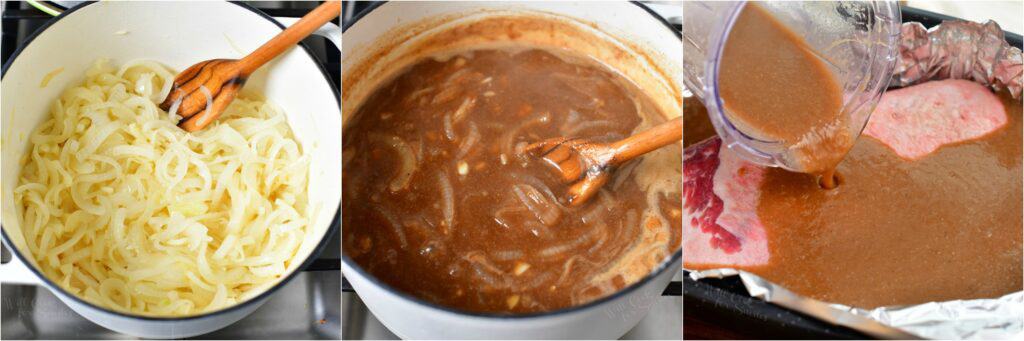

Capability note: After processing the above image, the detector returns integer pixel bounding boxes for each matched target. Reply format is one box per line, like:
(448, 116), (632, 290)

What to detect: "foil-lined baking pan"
(688, 269), (1022, 339)
(684, 8), (1023, 340)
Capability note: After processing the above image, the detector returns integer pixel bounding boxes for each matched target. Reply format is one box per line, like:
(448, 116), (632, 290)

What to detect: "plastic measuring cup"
(682, 1), (901, 172)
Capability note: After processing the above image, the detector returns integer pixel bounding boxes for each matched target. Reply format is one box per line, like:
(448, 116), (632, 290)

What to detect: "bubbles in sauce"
(342, 49), (681, 313)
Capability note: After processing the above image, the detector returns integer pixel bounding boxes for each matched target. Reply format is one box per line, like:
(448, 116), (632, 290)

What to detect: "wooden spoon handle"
(237, 1), (341, 76)
(610, 116), (682, 163)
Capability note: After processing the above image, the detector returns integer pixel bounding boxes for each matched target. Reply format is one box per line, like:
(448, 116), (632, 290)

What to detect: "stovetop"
(0, 1), (341, 339)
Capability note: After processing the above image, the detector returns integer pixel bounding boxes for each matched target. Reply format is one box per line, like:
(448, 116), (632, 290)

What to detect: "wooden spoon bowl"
(526, 116), (682, 206)
(159, 59), (246, 131)
(161, 1), (340, 132)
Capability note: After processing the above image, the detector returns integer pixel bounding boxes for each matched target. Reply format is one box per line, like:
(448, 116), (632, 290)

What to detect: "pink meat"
(683, 138), (769, 267)
(864, 79), (1007, 160)
(683, 80), (1008, 268)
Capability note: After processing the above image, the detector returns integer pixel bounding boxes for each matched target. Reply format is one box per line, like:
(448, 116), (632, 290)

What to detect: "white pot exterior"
(343, 256), (681, 340)
(1, 1), (340, 338)
(342, 2), (682, 339)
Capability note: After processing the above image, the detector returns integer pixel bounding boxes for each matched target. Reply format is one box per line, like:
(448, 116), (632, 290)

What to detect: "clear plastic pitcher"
(683, 1), (901, 171)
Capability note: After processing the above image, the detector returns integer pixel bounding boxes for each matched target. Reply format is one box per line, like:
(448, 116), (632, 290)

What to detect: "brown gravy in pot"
(719, 3), (850, 183)
(756, 91), (1022, 308)
(343, 49), (681, 313)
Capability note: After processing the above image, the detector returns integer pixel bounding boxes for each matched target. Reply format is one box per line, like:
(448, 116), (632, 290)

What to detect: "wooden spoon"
(526, 116), (682, 206)
(160, 1), (341, 132)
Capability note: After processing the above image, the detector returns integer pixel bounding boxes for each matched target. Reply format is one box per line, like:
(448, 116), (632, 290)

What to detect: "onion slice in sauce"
(368, 134), (418, 192)
(437, 171), (455, 233)
(490, 249), (524, 261)
(443, 114), (457, 141)
(509, 173), (560, 206)
(455, 122), (480, 161)
(500, 112), (551, 158)
(451, 97), (477, 124)
(375, 206), (407, 249)
(512, 184), (562, 227)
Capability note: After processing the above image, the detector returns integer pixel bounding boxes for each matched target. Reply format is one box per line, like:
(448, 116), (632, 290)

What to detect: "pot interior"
(1, 1), (339, 317)
(341, 2), (682, 315)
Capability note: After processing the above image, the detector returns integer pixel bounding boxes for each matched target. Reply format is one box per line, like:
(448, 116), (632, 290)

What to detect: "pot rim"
(0, 0), (341, 322)
(341, 0), (683, 320)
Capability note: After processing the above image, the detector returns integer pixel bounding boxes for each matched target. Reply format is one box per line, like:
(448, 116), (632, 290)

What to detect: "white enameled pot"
(0, 1), (341, 338)
(341, 2), (683, 339)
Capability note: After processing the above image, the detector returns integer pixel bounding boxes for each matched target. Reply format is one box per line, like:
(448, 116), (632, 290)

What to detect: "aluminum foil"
(893, 20), (1022, 98)
(688, 269), (1023, 339)
(685, 20), (1024, 340)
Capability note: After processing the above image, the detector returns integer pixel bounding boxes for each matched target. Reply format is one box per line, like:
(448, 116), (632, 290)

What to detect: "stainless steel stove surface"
(1, 1), (341, 339)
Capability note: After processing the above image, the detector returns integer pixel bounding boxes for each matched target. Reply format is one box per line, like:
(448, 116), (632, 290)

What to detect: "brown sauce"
(683, 96), (716, 148)
(719, 3), (850, 181)
(342, 49), (681, 313)
(754, 92), (1022, 308)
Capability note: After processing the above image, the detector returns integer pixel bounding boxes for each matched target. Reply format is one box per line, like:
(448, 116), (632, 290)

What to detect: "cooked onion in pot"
(14, 59), (311, 316)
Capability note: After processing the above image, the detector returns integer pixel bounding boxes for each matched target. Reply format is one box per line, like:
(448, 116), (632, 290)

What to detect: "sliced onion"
(490, 249), (524, 261)
(500, 112), (551, 158)
(464, 251), (511, 290)
(555, 255), (596, 285)
(418, 239), (443, 256)
(470, 264), (507, 290)
(168, 97), (183, 120)
(509, 173), (560, 206)
(375, 206), (407, 249)
(523, 220), (551, 238)
(580, 201), (608, 224)
(451, 97), (477, 124)
(368, 134), (417, 192)
(556, 256), (580, 285)
(493, 205), (526, 229)
(518, 271), (554, 289)
(493, 216), (510, 229)
(513, 184), (562, 227)
(609, 209), (640, 255)
(443, 114), (456, 141)
(581, 189), (610, 224)
(406, 87), (434, 104)
(455, 122), (480, 161)
(404, 214), (437, 239)
(431, 87), (460, 105)
(437, 171), (454, 233)
(610, 160), (640, 191)
(559, 110), (582, 135)
(196, 85), (214, 125)
(623, 209), (639, 234)
(412, 138), (424, 162)
(586, 222), (609, 254)
(443, 67), (471, 85)
(538, 225), (601, 258)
